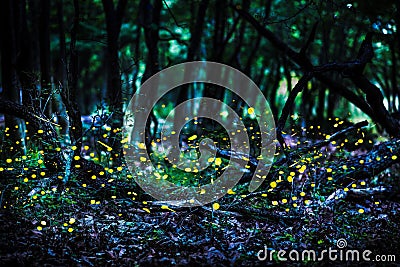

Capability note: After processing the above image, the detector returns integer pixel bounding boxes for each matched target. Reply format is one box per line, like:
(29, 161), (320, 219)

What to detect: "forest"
(0, 0), (399, 266)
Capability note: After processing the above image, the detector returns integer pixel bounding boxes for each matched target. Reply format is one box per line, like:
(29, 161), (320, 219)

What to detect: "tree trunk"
(0, 0), (25, 158)
(39, 0), (52, 118)
(54, 0), (69, 141)
(102, 0), (128, 165)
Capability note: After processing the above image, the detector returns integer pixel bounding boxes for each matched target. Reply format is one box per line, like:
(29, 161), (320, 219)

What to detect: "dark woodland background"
(0, 0), (400, 266)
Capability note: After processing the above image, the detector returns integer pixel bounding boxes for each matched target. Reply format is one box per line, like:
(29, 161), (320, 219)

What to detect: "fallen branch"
(0, 98), (117, 189)
(323, 186), (397, 207)
(317, 139), (400, 184)
(0, 98), (64, 172)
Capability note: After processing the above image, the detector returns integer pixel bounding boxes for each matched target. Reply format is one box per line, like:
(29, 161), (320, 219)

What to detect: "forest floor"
(1, 167), (399, 266)
(1, 122), (400, 266)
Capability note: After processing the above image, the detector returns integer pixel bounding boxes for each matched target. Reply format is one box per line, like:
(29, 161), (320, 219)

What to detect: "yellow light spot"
(68, 227), (74, 232)
(358, 209), (364, 214)
(6, 159), (12, 163)
(38, 159), (43, 164)
(392, 155), (398, 160)
(227, 189), (235, 195)
(74, 156), (80, 160)
(117, 166), (123, 171)
(242, 156), (249, 161)
(359, 160), (364, 164)
(270, 181), (277, 188)
(140, 157), (147, 162)
(215, 158), (222, 166)
(161, 205), (175, 212)
(282, 199), (287, 203)
(23, 178), (28, 182)
(40, 172), (46, 176)
(37, 226), (43, 231)
(143, 208), (151, 213)
(38, 129), (44, 134)
(272, 201), (278, 206)
(71, 146), (77, 150)
(90, 200), (96, 204)
(97, 141), (112, 151)
(287, 176), (293, 183)
(184, 168), (191, 172)
(299, 165), (306, 173)
(248, 107), (255, 115)
(69, 218), (76, 224)
(84, 145), (89, 150)
(82, 184), (87, 187)
(138, 143), (146, 149)
(325, 135), (331, 139)
(212, 203), (220, 210)
(188, 135), (197, 141)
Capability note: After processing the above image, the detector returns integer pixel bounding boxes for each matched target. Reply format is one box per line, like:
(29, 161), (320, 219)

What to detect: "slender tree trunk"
(0, 0), (25, 158)
(102, 0), (128, 165)
(39, 0), (52, 118)
(176, 0), (210, 107)
(138, 0), (162, 150)
(61, 0), (83, 158)
(55, 0), (69, 141)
